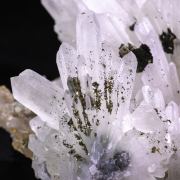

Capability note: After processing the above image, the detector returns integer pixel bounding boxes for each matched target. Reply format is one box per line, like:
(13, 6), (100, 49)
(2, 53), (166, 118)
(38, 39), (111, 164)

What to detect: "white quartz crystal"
(42, 0), (180, 77)
(11, 0), (180, 180)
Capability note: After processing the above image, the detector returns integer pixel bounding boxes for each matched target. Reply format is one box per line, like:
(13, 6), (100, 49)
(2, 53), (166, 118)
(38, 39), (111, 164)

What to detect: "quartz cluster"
(11, 0), (180, 180)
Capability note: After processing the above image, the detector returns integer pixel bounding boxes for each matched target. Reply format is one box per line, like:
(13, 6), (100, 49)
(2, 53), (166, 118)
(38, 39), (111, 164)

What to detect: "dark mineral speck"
(129, 21), (136, 31)
(159, 28), (176, 54)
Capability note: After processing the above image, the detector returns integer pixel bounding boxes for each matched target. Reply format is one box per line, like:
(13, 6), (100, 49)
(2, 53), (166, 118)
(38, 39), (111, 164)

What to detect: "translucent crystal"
(11, 1), (180, 180)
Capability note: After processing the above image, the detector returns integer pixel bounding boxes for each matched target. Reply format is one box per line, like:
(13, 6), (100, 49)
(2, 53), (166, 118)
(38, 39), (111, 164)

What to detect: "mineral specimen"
(11, 0), (180, 180)
(42, 0), (180, 78)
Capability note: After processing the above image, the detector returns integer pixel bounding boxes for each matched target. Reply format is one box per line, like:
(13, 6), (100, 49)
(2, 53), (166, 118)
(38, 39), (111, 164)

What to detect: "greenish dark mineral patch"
(69, 149), (76, 155)
(151, 146), (160, 154)
(67, 77), (92, 136)
(159, 28), (176, 54)
(92, 82), (102, 110)
(119, 43), (135, 58)
(74, 154), (83, 161)
(67, 118), (77, 131)
(104, 77), (114, 113)
(66, 118), (89, 156)
(79, 140), (88, 155)
(132, 44), (153, 73)
(63, 140), (73, 149)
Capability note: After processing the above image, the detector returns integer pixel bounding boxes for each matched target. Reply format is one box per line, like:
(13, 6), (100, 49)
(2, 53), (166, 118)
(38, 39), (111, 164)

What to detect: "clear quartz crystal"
(11, 0), (180, 180)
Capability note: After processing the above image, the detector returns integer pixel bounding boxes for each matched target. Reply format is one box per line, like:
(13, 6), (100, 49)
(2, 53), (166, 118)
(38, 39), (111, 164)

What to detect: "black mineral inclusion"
(132, 44), (153, 73)
(129, 21), (136, 31)
(159, 28), (176, 54)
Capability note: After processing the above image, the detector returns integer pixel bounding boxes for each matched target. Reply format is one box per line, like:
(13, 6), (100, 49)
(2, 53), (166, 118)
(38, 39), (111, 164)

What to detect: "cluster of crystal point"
(11, 0), (180, 180)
